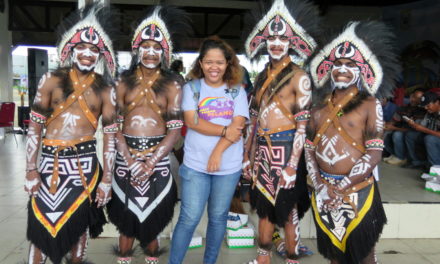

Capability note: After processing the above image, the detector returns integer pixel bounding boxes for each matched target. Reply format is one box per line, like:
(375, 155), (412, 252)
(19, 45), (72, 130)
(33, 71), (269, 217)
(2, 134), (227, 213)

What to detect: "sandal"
(246, 247), (272, 264)
(145, 256), (159, 264)
(117, 257), (132, 264)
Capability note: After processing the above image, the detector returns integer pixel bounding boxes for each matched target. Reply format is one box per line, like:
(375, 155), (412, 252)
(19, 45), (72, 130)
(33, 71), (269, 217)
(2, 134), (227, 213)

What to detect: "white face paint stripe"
(331, 64), (360, 89)
(267, 38), (289, 60)
(138, 46), (162, 69)
(72, 47), (99, 71)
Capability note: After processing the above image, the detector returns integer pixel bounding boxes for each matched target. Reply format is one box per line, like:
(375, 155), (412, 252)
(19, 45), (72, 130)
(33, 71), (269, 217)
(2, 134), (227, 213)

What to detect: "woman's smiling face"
(199, 48), (227, 87)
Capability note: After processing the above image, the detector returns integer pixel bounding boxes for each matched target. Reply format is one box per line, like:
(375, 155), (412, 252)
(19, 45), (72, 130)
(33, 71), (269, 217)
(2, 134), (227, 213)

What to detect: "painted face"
(331, 58), (360, 89)
(72, 43), (100, 72)
(266, 35), (289, 60)
(199, 48), (227, 87)
(138, 40), (163, 69)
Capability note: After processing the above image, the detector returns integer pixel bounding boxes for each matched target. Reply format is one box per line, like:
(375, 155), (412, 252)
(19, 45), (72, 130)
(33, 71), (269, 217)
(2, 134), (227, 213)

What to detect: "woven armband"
(103, 123), (118, 134)
(116, 115), (124, 124)
(166, 120), (184, 130)
(304, 138), (315, 150)
(294, 110), (311, 121)
(30, 111), (47, 124)
(250, 108), (259, 117)
(364, 139), (384, 150)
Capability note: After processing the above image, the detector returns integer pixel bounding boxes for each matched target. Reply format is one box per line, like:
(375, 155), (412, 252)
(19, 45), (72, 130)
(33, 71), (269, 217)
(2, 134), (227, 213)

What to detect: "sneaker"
(383, 155), (395, 162)
(386, 156), (407, 166)
(421, 173), (436, 181)
(298, 244), (314, 256)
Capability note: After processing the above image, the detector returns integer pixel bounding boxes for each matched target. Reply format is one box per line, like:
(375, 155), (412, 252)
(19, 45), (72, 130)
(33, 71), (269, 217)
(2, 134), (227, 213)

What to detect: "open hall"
(0, 0), (439, 263)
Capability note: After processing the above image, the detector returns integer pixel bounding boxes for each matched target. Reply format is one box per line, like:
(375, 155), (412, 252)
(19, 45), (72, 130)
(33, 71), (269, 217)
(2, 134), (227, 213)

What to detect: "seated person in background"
(382, 98), (398, 123)
(384, 89), (425, 166)
(404, 91), (440, 169)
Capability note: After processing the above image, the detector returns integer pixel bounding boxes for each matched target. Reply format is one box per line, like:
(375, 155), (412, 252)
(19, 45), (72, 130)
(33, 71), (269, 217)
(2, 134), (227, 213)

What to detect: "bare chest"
(125, 84), (167, 110)
(50, 87), (102, 115)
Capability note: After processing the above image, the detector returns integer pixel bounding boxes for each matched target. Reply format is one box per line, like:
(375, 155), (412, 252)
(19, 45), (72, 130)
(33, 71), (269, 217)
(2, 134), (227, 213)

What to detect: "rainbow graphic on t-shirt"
(199, 97), (219, 107)
(198, 96), (234, 121)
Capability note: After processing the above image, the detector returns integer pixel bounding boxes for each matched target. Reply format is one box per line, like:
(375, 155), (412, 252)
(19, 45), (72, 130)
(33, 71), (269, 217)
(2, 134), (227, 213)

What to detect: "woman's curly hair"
(188, 36), (243, 87)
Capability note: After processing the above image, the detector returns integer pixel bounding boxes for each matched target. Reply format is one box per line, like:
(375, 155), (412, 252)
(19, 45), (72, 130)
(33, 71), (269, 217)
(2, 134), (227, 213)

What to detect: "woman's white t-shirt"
(182, 78), (249, 175)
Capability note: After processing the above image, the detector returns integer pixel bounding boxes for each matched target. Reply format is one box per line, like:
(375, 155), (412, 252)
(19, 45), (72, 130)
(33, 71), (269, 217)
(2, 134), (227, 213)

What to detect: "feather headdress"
(57, 4), (116, 78)
(310, 21), (401, 98)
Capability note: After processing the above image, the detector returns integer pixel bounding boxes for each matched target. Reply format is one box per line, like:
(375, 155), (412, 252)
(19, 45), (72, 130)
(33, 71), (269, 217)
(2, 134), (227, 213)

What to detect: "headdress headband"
(132, 7), (172, 66)
(58, 5), (116, 76)
(245, 0), (317, 60)
(310, 22), (383, 95)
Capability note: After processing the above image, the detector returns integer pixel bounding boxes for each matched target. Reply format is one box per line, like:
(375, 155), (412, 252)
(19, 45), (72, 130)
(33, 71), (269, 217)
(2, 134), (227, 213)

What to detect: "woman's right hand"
(207, 149), (222, 172)
(225, 123), (243, 143)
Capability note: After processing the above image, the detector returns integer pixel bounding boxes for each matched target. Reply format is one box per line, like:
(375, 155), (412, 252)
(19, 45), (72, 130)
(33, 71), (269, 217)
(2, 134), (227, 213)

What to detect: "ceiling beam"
(40, 0), (257, 9)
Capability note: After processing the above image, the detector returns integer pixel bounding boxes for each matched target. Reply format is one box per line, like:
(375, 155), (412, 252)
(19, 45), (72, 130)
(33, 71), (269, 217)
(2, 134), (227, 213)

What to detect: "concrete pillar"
(0, 0), (12, 102)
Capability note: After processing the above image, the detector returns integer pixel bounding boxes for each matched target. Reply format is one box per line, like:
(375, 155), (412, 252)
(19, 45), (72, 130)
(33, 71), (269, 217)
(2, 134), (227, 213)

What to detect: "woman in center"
(169, 36), (249, 264)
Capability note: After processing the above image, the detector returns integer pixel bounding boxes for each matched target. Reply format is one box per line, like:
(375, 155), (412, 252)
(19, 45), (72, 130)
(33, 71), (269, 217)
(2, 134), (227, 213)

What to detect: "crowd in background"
(383, 88), (440, 170)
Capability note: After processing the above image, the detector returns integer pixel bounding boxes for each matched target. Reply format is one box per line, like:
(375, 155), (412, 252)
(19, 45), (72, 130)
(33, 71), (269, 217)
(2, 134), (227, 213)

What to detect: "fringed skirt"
(27, 140), (106, 264)
(107, 135), (177, 248)
(311, 171), (387, 264)
(250, 130), (310, 227)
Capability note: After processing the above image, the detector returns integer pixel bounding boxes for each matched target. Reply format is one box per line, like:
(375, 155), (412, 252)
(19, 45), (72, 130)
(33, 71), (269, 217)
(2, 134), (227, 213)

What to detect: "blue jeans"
(169, 164), (241, 264)
(384, 130), (406, 160)
(405, 131), (427, 166)
(425, 135), (440, 166)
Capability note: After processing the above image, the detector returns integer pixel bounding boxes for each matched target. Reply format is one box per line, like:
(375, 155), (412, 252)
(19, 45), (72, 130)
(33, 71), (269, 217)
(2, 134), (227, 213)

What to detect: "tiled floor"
(1, 133), (440, 263)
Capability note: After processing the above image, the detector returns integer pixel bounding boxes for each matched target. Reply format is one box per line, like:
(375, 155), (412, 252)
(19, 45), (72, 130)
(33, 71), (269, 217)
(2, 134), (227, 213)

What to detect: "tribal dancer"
(306, 21), (400, 264)
(106, 6), (189, 264)
(243, 0), (320, 263)
(24, 4), (117, 264)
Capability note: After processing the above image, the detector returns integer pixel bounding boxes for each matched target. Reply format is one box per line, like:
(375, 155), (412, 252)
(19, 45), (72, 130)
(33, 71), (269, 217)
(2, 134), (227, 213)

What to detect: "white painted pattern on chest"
(316, 135), (350, 166)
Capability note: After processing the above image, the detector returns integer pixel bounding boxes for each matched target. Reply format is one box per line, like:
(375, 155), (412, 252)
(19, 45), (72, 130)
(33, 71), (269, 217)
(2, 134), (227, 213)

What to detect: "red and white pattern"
(310, 22), (383, 96)
(58, 6), (116, 76)
(245, 0), (316, 60)
(132, 7), (172, 66)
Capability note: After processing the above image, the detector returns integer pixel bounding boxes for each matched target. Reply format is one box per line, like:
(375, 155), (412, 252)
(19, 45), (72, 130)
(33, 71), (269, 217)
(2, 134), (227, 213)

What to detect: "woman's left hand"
(207, 150), (222, 172)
